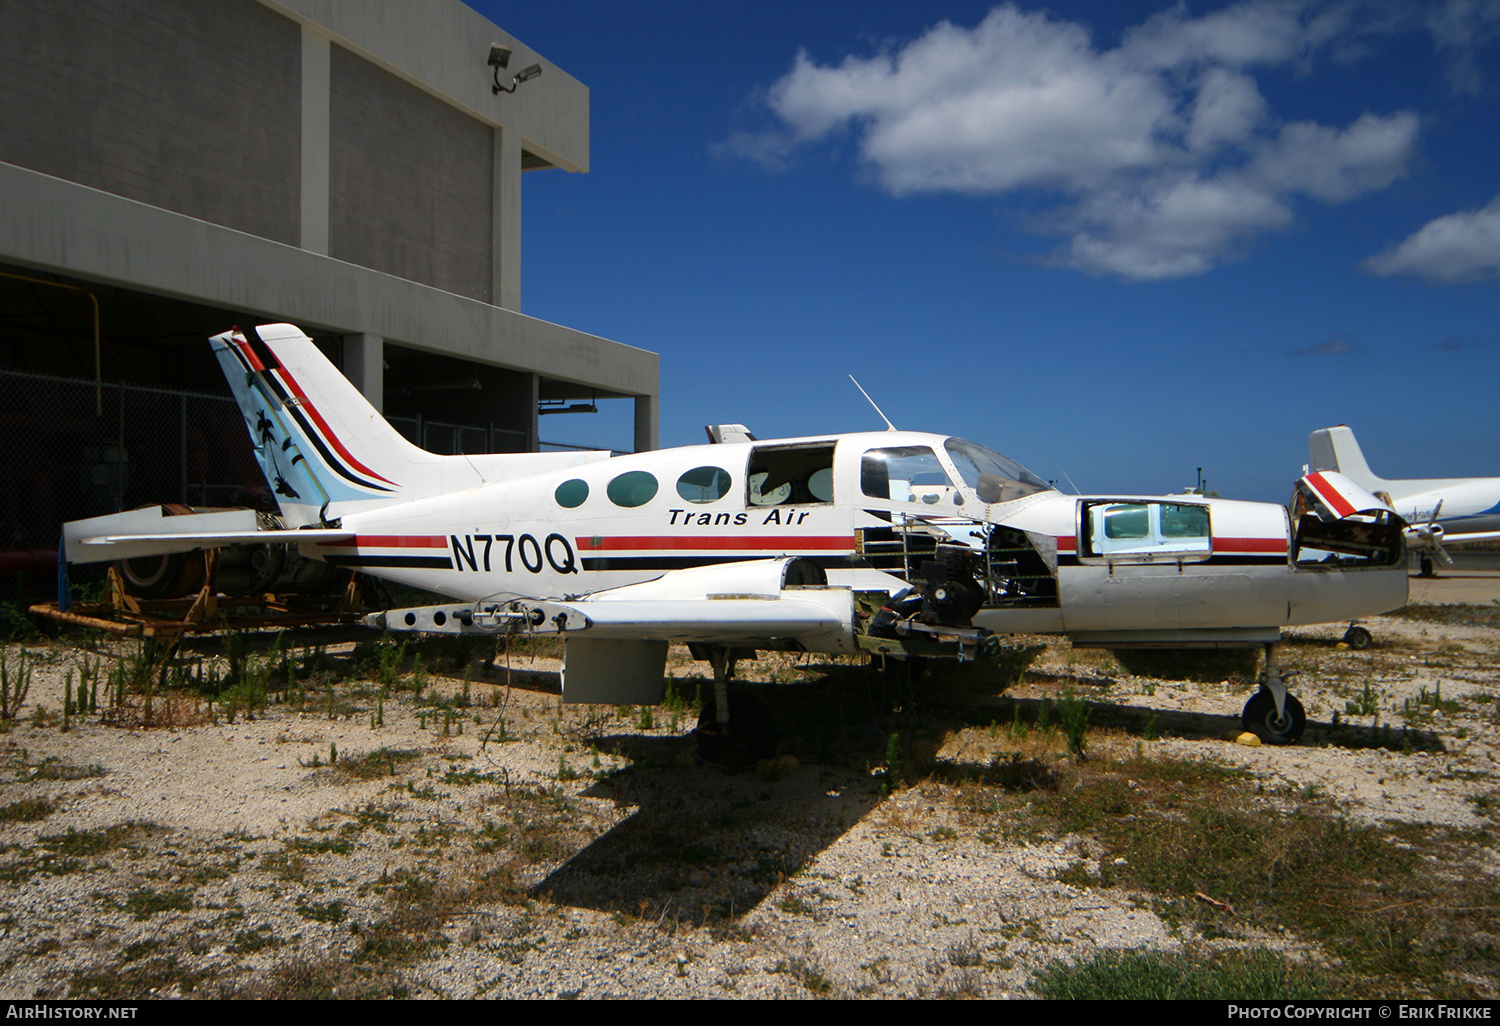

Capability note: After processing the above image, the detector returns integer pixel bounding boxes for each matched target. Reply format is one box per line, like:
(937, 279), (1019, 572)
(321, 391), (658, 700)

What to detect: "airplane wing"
(364, 557), (880, 705)
(62, 506), (353, 564)
(366, 557), (858, 646)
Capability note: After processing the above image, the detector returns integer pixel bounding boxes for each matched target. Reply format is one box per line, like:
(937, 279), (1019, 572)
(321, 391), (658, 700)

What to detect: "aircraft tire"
(1342, 625), (1373, 650)
(1241, 689), (1306, 746)
(117, 552), (204, 600)
(694, 690), (778, 770)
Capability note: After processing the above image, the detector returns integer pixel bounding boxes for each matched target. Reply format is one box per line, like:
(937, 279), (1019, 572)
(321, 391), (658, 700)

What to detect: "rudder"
(211, 324), (461, 525)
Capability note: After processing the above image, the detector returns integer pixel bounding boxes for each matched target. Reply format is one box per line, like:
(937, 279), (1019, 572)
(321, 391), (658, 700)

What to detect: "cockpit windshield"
(944, 438), (1053, 504)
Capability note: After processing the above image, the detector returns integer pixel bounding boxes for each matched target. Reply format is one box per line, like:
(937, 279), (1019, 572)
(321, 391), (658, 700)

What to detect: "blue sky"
(477, 0), (1500, 502)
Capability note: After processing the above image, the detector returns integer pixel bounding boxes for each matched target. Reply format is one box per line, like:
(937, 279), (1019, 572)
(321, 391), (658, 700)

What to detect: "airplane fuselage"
(303, 429), (1406, 652)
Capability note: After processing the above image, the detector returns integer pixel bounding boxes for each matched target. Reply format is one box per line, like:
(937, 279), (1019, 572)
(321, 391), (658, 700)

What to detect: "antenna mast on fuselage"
(849, 376), (898, 432)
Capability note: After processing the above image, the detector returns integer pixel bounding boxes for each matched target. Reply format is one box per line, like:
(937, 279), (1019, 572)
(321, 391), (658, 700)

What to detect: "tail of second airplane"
(212, 324), (474, 526)
(1308, 425), (1386, 493)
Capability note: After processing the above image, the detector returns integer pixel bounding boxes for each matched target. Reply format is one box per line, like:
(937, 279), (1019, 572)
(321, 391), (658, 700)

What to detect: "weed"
(228, 925), (283, 954)
(880, 731), (901, 795)
(0, 797), (56, 821)
(334, 747), (418, 781)
(1058, 689), (1090, 759)
(1347, 678), (1379, 717)
(39, 822), (167, 857)
(296, 899), (346, 924)
(1, 648), (33, 719)
(286, 835), (354, 856)
(1391, 604), (1500, 629)
(123, 886), (194, 920)
(946, 933), (982, 967)
(782, 955), (834, 995)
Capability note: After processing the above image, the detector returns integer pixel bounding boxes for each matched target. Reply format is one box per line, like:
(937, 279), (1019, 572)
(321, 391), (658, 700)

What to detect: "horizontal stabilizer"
(63, 506), (352, 564)
(1297, 471), (1398, 523)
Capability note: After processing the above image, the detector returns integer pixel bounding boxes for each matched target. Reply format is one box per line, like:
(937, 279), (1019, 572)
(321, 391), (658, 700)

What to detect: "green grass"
(1004, 750), (1500, 996)
(1030, 949), (1334, 1000)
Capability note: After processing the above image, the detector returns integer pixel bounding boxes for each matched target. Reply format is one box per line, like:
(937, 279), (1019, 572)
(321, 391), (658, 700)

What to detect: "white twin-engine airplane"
(1309, 425), (1500, 575)
(64, 325), (1409, 753)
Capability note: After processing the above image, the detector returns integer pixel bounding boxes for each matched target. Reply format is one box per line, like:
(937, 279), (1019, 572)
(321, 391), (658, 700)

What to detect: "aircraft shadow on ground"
(980, 693), (1445, 755)
(531, 669), (904, 923)
(530, 665), (1447, 921)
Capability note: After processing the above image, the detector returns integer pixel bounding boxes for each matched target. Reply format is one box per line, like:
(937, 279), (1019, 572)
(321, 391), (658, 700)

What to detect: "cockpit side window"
(747, 444), (836, 506)
(944, 438), (1051, 504)
(861, 446), (960, 506)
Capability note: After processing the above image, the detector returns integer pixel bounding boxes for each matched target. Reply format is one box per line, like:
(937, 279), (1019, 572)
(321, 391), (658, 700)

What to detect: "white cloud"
(1423, 0), (1500, 95)
(768, 8), (1175, 195)
(1065, 174), (1294, 279)
(1249, 113), (1419, 202)
(1364, 195), (1500, 282)
(739, 1), (1423, 280)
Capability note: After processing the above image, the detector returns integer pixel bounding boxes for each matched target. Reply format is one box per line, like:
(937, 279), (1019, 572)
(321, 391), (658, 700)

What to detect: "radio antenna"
(849, 376), (898, 431)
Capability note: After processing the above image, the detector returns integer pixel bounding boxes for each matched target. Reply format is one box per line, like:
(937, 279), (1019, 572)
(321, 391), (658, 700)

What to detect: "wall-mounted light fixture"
(490, 43), (542, 94)
(539, 397), (598, 415)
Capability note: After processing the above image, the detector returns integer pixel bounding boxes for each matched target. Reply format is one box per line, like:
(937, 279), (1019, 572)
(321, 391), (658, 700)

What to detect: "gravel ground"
(0, 576), (1497, 999)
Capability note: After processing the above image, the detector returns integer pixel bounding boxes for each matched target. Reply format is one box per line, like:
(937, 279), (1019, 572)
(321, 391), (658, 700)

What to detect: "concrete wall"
(329, 43), (494, 301)
(263, 0), (589, 173)
(0, 0), (656, 448)
(0, 0), (301, 244)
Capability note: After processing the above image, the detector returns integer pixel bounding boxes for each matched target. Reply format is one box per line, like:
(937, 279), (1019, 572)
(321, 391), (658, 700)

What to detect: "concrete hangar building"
(0, 0), (658, 585)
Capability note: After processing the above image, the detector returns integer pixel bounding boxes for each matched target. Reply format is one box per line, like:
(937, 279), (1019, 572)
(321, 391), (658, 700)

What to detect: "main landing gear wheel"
(1241, 689), (1306, 745)
(694, 691), (777, 770)
(1342, 625), (1373, 650)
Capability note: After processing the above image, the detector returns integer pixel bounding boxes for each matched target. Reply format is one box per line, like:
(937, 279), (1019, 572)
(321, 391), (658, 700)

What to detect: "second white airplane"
(1309, 425), (1500, 574)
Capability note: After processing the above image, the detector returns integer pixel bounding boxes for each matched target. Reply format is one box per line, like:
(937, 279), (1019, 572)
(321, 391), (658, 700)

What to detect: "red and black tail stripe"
(227, 328), (397, 494)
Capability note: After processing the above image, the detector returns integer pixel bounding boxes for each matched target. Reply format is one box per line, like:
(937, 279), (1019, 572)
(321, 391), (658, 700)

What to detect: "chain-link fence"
(0, 369), (262, 554)
(386, 415), (523, 456)
(386, 414), (624, 457)
(1, 369), (623, 561)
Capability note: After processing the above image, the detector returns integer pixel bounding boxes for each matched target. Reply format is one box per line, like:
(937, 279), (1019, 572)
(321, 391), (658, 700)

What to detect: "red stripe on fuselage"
(1214, 537), (1287, 553)
(317, 535), (447, 549)
(577, 535), (855, 551)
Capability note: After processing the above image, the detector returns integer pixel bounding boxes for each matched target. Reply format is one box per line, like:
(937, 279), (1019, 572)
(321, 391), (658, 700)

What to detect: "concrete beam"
(0, 161), (657, 399)
(343, 333), (383, 411)
(493, 124), (520, 311)
(300, 25), (330, 254)
(634, 394), (659, 453)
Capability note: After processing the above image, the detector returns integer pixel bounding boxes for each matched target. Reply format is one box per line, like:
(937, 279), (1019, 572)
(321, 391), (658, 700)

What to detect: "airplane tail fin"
(1308, 426), (1385, 492)
(211, 325), (467, 526)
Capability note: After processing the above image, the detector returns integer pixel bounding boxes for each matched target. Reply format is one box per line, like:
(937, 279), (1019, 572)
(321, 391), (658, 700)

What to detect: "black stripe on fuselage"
(323, 555), (454, 569)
